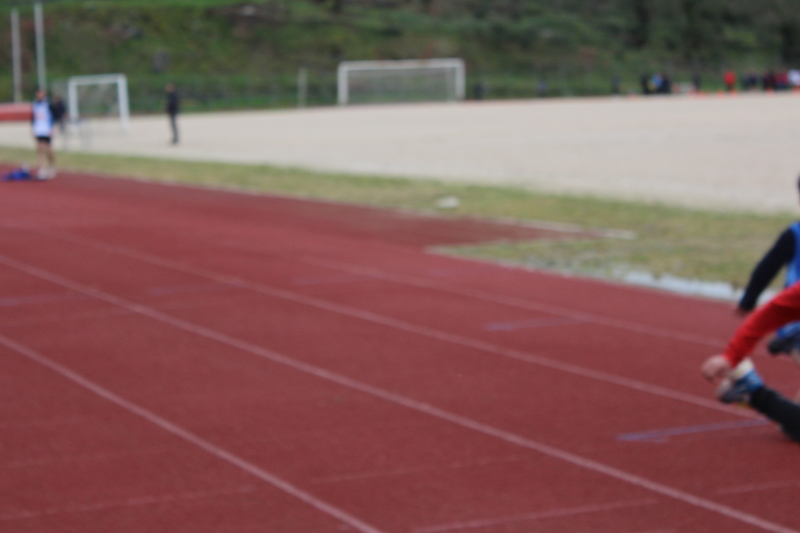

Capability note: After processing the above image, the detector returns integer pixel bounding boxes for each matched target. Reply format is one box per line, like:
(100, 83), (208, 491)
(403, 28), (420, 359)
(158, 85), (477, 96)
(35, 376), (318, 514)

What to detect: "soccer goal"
(65, 73), (130, 136)
(337, 58), (466, 105)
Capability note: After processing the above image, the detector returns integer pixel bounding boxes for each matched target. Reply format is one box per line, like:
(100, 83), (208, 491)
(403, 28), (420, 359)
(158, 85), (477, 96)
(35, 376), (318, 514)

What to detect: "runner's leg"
(750, 386), (800, 441)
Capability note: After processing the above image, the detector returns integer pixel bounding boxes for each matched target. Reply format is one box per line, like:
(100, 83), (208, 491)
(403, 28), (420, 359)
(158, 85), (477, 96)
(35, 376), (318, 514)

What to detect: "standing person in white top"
(31, 89), (56, 180)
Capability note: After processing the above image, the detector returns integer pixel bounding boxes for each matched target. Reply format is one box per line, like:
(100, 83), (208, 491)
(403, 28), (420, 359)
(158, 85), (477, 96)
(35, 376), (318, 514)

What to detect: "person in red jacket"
(723, 70), (737, 92)
(702, 282), (800, 441)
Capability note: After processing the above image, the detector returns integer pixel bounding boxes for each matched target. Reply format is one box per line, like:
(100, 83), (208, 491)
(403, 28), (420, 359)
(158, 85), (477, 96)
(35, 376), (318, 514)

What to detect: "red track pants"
(725, 282), (800, 366)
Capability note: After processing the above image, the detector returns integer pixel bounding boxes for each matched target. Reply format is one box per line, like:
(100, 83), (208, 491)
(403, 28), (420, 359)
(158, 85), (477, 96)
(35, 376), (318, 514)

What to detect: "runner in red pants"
(702, 282), (800, 442)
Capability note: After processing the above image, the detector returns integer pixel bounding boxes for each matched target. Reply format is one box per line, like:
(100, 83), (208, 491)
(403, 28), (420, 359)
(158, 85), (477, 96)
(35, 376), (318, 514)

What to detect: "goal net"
(337, 58), (466, 105)
(63, 74), (130, 147)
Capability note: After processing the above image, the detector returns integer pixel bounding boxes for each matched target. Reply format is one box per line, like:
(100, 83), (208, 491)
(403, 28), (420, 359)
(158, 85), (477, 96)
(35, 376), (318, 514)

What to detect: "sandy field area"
(2, 92), (800, 213)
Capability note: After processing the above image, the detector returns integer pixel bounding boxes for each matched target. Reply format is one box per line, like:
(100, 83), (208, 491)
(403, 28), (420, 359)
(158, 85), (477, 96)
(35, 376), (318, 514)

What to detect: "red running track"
(1, 171), (799, 533)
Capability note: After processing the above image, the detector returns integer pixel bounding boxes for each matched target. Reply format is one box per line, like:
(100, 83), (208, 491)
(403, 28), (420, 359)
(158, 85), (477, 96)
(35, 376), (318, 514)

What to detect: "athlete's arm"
(738, 228), (796, 312)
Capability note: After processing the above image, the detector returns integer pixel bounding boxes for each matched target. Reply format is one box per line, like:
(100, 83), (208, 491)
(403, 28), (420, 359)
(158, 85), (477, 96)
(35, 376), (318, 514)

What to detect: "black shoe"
(768, 336), (795, 355)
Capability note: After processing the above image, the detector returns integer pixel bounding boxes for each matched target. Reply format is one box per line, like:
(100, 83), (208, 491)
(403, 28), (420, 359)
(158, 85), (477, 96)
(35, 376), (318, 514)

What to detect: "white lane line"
(0, 292), (90, 307)
(297, 255), (728, 348)
(291, 274), (372, 286)
(3, 447), (172, 469)
(220, 239), (725, 348)
(411, 499), (658, 533)
(12, 225), (726, 347)
(0, 307), (133, 329)
(717, 480), (800, 495)
(311, 455), (525, 484)
(0, 334), (387, 533)
(0, 485), (256, 521)
(5, 233), (749, 418)
(219, 236), (727, 348)
(482, 317), (586, 332)
(0, 257), (796, 533)
(0, 416), (90, 429)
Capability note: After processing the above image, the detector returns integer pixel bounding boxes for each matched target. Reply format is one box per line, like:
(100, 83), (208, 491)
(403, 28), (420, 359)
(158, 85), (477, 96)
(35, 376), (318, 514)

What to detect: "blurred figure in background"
(763, 70), (777, 91)
(50, 95), (66, 135)
(723, 70), (737, 92)
(790, 69), (800, 90)
(611, 75), (621, 95)
(473, 82), (485, 100)
(537, 79), (547, 97)
(166, 83), (180, 145)
(692, 74), (702, 93)
(31, 89), (56, 180)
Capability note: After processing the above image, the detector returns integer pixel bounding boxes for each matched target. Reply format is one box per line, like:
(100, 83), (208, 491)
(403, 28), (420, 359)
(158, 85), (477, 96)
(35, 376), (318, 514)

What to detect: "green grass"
(1, 145), (793, 289)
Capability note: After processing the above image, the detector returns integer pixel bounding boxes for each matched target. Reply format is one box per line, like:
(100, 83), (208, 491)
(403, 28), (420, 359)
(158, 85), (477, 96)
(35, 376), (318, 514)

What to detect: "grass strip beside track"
(0, 146), (793, 289)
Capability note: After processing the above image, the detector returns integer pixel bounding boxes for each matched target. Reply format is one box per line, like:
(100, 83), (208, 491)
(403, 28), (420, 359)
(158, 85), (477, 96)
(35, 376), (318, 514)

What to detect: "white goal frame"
(337, 58), (466, 105)
(67, 73), (130, 133)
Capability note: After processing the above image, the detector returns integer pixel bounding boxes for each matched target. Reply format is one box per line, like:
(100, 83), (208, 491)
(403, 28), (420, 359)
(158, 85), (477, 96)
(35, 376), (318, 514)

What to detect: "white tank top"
(32, 100), (53, 137)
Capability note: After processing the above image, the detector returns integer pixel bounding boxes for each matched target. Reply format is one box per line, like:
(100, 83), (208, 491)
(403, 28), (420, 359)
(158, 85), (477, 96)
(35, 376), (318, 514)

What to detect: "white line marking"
(717, 480), (800, 495)
(1, 234), (749, 418)
(311, 455), (525, 484)
(292, 274), (371, 286)
(482, 317), (586, 331)
(297, 255), (727, 348)
(0, 292), (90, 307)
(13, 225), (726, 347)
(0, 258), (796, 533)
(146, 282), (231, 296)
(0, 307), (133, 329)
(0, 416), (90, 429)
(411, 499), (658, 533)
(2, 447), (171, 469)
(0, 485), (256, 521)
(218, 235), (728, 348)
(0, 334), (387, 533)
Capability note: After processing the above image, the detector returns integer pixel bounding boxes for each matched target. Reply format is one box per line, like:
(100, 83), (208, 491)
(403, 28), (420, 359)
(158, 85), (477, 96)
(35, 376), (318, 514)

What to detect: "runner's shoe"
(717, 358), (764, 404)
(768, 335), (795, 355)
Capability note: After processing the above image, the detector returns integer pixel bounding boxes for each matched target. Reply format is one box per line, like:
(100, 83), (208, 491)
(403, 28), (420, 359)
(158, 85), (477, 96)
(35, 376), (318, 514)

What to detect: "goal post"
(337, 58), (466, 105)
(66, 73), (130, 133)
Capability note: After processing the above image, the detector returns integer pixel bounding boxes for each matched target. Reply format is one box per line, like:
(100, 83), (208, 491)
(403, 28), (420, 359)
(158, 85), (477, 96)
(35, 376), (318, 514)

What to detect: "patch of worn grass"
(0, 145), (794, 288)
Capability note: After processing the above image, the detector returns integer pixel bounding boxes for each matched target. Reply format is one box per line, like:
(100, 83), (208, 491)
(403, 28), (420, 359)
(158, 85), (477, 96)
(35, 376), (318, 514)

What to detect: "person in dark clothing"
(737, 175), (800, 355)
(640, 74), (651, 95)
(165, 83), (180, 145)
(50, 95), (66, 135)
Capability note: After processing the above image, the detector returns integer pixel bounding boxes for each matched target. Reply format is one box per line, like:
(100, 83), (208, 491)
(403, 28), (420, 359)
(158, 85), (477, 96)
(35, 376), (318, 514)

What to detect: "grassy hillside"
(1, 0), (799, 111)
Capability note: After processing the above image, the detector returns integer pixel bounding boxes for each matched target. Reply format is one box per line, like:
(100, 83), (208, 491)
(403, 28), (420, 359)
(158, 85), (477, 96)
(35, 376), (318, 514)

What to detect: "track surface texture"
(1, 172), (799, 533)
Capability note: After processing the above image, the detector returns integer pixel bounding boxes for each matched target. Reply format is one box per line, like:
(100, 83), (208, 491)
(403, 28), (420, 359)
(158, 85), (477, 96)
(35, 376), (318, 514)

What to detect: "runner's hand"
(701, 355), (732, 382)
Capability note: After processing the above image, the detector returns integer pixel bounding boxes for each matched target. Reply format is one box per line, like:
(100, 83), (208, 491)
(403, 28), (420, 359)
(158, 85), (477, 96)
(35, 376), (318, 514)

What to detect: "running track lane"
(0, 260), (797, 533)
(0, 172), (796, 528)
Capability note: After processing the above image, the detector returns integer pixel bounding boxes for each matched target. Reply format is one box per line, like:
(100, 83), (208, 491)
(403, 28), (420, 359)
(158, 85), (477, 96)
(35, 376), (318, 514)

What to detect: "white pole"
(117, 76), (130, 133)
(455, 60), (466, 101)
(67, 79), (79, 124)
(337, 64), (348, 105)
(10, 9), (22, 102)
(34, 2), (46, 91)
(297, 67), (308, 108)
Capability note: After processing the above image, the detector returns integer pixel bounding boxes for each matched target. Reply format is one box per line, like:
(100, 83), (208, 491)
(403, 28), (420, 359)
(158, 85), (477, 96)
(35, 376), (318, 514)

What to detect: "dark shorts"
(35, 136), (51, 145)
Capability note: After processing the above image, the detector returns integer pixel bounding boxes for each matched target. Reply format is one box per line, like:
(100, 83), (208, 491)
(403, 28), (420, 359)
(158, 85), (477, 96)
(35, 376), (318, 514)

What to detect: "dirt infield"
(1, 92), (799, 213)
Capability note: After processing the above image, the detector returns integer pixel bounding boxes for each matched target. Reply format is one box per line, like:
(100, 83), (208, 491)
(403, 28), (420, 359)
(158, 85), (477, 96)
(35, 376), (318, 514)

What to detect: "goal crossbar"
(337, 58), (466, 105)
(67, 73), (130, 132)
